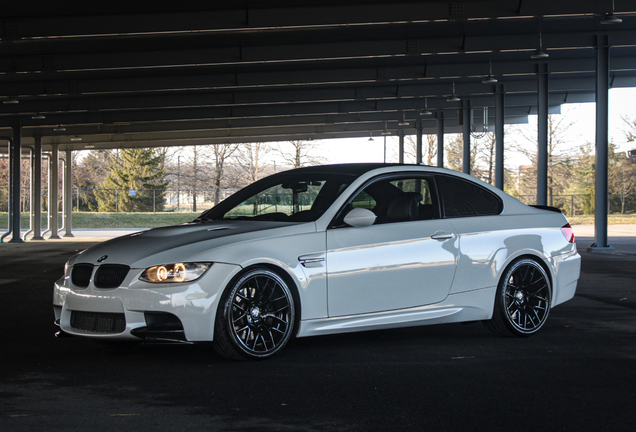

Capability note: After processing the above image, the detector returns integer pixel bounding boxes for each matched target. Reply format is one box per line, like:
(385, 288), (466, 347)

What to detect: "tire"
(213, 268), (296, 360)
(484, 258), (551, 337)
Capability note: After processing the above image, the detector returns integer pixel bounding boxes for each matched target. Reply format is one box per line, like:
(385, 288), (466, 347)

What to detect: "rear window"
(436, 175), (503, 217)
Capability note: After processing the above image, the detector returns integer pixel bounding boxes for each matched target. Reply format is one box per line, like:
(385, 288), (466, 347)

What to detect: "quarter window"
(435, 175), (503, 217)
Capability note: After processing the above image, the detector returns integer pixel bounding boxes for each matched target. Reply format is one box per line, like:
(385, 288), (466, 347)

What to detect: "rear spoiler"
(530, 205), (563, 213)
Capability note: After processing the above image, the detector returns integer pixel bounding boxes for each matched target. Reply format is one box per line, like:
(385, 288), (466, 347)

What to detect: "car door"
(325, 175), (459, 317)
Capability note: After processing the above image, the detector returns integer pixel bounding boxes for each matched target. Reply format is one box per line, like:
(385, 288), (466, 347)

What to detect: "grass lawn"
(0, 212), (199, 229)
(567, 214), (636, 225)
(1, 212), (634, 230)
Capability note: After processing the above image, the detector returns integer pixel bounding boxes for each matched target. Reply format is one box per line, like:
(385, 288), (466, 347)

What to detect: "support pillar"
(49, 145), (60, 239)
(31, 136), (44, 240)
(437, 111), (444, 168)
(9, 125), (23, 243)
(588, 34), (614, 253)
(398, 130), (405, 164)
(537, 63), (549, 206)
(416, 121), (423, 164)
(63, 150), (74, 237)
(495, 84), (505, 190)
(462, 100), (471, 174)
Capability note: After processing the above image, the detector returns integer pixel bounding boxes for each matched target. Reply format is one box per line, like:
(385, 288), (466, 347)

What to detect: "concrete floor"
(0, 226), (634, 432)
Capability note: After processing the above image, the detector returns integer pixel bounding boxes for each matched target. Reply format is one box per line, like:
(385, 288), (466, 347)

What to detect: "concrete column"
(495, 84), (505, 190)
(398, 130), (405, 164)
(588, 34), (614, 253)
(436, 111), (444, 168)
(64, 150), (74, 237)
(49, 145), (60, 239)
(9, 125), (23, 243)
(462, 100), (471, 174)
(1, 136), (15, 243)
(537, 63), (549, 206)
(31, 136), (44, 240)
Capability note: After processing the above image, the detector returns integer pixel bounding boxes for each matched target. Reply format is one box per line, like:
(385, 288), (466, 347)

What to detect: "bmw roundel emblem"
(97, 255), (108, 263)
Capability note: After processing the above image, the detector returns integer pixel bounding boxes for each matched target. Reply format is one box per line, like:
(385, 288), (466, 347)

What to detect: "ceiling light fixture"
(531, 22), (549, 59)
(398, 111), (410, 126)
(420, 98), (433, 116)
(70, 136), (82, 141)
(381, 122), (391, 135)
(32, 113), (45, 120)
(482, 60), (498, 83)
(54, 125), (66, 132)
(368, 131), (374, 141)
(601, 0), (622, 24)
(447, 83), (460, 102)
(3, 98), (19, 104)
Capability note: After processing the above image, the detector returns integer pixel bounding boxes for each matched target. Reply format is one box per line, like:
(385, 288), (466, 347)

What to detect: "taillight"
(561, 223), (575, 243)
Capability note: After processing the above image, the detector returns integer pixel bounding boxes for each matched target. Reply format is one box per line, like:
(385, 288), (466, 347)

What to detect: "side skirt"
(297, 287), (496, 338)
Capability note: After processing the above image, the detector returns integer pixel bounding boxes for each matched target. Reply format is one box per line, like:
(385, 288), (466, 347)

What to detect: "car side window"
(345, 175), (438, 225)
(435, 174), (503, 217)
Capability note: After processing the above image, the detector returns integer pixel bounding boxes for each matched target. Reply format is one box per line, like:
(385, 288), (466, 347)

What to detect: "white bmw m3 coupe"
(54, 164), (581, 360)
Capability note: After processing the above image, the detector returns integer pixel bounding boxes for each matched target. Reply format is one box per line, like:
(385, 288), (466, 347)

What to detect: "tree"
(609, 147), (636, 214)
(622, 113), (636, 142)
(396, 135), (437, 165)
(235, 142), (274, 186)
(95, 148), (168, 212)
(444, 134), (477, 173)
(570, 143), (596, 215)
(278, 140), (325, 169)
(512, 112), (578, 205)
(474, 132), (497, 185)
(211, 144), (239, 205)
(73, 150), (112, 211)
(179, 145), (215, 213)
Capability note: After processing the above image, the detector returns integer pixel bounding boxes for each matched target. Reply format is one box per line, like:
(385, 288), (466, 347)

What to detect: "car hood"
(71, 220), (314, 268)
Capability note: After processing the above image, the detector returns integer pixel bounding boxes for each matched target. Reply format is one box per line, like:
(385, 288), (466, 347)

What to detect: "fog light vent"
(71, 311), (125, 333)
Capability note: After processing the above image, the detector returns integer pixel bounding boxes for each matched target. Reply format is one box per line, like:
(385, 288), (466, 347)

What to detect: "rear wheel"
(213, 268), (296, 360)
(484, 258), (551, 337)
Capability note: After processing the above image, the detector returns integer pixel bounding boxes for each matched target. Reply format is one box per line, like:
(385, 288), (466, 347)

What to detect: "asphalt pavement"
(0, 226), (634, 432)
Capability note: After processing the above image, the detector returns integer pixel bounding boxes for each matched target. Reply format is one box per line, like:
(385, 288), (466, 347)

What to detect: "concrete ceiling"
(1, 0), (636, 151)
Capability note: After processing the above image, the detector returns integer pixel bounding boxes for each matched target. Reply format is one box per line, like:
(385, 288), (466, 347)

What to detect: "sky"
(316, 87), (636, 168)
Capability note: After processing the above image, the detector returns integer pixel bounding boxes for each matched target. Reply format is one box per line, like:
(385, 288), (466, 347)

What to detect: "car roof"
(278, 163), (426, 177)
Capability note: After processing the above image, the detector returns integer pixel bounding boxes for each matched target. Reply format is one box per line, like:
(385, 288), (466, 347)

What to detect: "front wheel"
(484, 259), (552, 337)
(213, 268), (296, 360)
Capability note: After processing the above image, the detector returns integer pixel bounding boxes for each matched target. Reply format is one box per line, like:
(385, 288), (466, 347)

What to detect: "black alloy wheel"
(214, 268), (295, 360)
(484, 258), (551, 337)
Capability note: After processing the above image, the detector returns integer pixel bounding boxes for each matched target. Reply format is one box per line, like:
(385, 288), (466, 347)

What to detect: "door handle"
(431, 231), (455, 240)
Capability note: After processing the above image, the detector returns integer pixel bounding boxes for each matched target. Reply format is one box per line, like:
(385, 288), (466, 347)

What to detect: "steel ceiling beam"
(2, 1), (627, 38)
(0, 1), (635, 149)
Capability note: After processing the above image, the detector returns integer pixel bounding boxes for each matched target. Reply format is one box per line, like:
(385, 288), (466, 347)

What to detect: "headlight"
(140, 263), (211, 283)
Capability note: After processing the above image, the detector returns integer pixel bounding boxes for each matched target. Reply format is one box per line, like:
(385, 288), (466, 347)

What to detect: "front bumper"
(53, 262), (241, 342)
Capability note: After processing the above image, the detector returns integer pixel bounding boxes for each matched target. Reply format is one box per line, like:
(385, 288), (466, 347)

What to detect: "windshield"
(197, 171), (355, 223)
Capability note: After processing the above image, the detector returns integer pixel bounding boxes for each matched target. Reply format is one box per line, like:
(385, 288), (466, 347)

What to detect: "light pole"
(177, 155), (182, 212)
